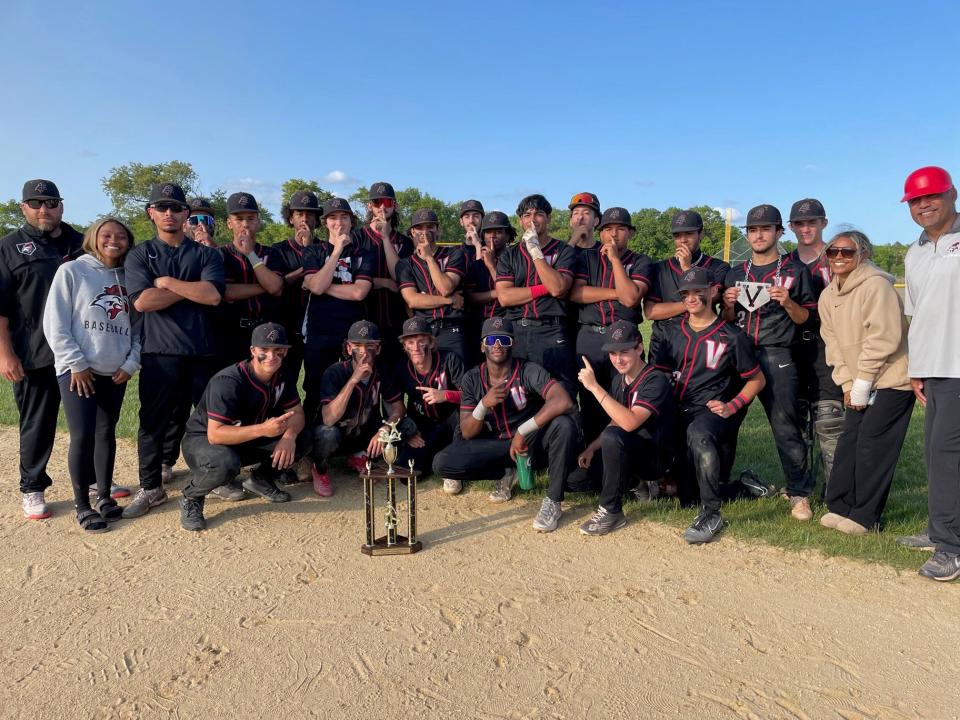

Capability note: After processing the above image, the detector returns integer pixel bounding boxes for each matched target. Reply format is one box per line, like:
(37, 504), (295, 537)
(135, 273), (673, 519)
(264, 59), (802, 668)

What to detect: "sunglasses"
(188, 214), (215, 227)
(483, 335), (513, 348)
(151, 203), (187, 214)
(569, 192), (596, 207)
(25, 199), (60, 209)
(371, 198), (395, 209)
(825, 247), (857, 259)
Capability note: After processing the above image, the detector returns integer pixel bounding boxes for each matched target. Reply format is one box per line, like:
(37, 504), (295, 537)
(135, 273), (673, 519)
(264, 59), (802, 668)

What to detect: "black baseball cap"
(368, 182), (396, 201)
(410, 208), (439, 228)
(745, 204), (783, 228)
(459, 199), (485, 217)
(677, 266), (712, 291)
(789, 198), (826, 222)
(250, 322), (291, 349)
(598, 207), (635, 230)
(601, 320), (642, 352)
(568, 191), (601, 214)
(188, 197), (214, 215)
(147, 183), (189, 209)
(480, 211), (516, 236)
(481, 316), (514, 339)
(671, 210), (704, 233)
(321, 197), (355, 218)
(288, 190), (320, 211)
(227, 192), (259, 215)
(347, 320), (380, 343)
(22, 179), (62, 201)
(399, 317), (432, 338)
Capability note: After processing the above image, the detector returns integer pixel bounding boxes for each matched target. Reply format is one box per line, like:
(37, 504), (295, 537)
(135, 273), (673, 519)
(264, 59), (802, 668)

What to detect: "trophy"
(361, 447), (422, 556)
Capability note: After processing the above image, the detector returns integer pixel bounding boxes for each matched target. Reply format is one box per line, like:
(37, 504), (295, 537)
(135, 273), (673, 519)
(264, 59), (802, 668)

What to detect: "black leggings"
(57, 372), (128, 511)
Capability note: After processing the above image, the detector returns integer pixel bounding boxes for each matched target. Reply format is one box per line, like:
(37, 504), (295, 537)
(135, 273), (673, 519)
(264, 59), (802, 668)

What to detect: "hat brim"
(677, 283), (711, 292)
(288, 205), (321, 212)
(598, 222), (635, 231)
(601, 340), (639, 352)
(671, 225), (703, 233)
(254, 342), (292, 349)
(25, 194), (63, 201)
(398, 329), (432, 339)
(788, 214), (825, 222)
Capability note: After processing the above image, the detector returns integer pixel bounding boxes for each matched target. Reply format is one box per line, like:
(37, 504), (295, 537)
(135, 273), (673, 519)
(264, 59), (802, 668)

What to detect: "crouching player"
(383, 317), (466, 475)
(572, 320), (675, 536)
(179, 323), (306, 531)
(653, 268), (766, 543)
(432, 317), (577, 532)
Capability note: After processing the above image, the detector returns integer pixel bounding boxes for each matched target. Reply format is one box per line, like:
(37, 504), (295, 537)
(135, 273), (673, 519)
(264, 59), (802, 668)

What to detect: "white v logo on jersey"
(510, 385), (527, 409)
(777, 275), (796, 290)
(704, 340), (728, 370)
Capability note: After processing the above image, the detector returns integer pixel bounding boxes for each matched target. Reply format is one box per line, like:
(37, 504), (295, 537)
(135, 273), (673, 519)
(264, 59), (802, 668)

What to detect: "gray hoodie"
(42, 253), (142, 377)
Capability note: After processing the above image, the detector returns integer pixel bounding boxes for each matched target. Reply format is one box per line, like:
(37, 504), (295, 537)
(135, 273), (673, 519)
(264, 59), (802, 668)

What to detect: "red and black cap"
(600, 320), (641, 352)
(399, 317), (432, 338)
(745, 204), (783, 228)
(789, 198), (826, 222)
(671, 210), (703, 233)
(481, 316), (514, 339)
(459, 199), (485, 217)
(347, 320), (380, 343)
(227, 192), (259, 215)
(22, 179), (62, 202)
(288, 190), (320, 212)
(409, 207), (439, 228)
(251, 322), (291, 349)
(568, 191), (601, 215)
(368, 182), (396, 201)
(598, 207), (634, 230)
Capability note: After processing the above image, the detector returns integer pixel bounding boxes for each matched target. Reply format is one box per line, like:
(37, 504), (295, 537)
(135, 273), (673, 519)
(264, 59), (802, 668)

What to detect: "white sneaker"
(442, 478), (463, 495)
(532, 497), (562, 532)
(22, 491), (52, 520)
(488, 468), (516, 503)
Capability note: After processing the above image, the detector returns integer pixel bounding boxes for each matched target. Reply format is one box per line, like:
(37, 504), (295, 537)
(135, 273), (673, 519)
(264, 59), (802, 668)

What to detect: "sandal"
(77, 509), (109, 534)
(94, 497), (123, 522)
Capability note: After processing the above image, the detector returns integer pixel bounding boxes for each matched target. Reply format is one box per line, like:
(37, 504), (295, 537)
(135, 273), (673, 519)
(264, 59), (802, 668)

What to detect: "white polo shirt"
(904, 214), (960, 378)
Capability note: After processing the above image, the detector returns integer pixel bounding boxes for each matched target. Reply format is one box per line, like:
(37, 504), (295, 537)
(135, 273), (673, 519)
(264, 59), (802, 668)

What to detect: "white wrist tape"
(850, 378), (873, 406)
(518, 417), (540, 437)
(472, 402), (488, 421)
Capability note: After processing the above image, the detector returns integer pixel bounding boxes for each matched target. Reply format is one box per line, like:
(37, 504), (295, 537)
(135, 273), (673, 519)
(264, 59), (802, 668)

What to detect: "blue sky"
(2, 0), (958, 245)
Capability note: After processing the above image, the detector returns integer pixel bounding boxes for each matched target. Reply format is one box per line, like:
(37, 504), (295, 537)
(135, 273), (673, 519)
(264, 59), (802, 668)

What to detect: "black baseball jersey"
(647, 253), (729, 339)
(789, 249), (831, 334)
(384, 350), (466, 428)
(319, 360), (383, 435)
(724, 255), (817, 348)
(301, 239), (375, 343)
(460, 359), (558, 440)
(495, 238), (577, 319)
(463, 254), (505, 319)
(266, 237), (317, 338)
(396, 247), (467, 321)
(221, 242), (277, 323)
(125, 237), (225, 356)
(184, 360), (301, 437)
(651, 316), (760, 410)
(574, 248), (652, 325)
(608, 364), (676, 448)
(0, 223), (83, 370)
(355, 225), (413, 331)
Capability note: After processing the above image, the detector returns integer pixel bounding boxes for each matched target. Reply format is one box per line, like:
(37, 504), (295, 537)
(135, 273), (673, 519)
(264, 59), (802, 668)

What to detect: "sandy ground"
(0, 427), (957, 720)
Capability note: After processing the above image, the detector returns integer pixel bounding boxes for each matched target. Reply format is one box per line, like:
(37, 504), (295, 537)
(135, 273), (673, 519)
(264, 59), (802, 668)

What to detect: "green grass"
(1, 333), (929, 571)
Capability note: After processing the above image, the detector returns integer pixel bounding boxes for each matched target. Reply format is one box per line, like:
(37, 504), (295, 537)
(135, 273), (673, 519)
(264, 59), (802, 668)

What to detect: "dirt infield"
(1, 427), (956, 719)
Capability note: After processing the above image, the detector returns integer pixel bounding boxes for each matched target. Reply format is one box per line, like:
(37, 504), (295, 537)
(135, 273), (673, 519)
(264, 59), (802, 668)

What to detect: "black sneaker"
(242, 476), (292, 503)
(579, 506), (627, 536)
(277, 469), (300, 485)
(896, 533), (935, 551)
(683, 509), (725, 544)
(180, 496), (206, 532)
(918, 551), (960, 582)
(739, 470), (773, 498)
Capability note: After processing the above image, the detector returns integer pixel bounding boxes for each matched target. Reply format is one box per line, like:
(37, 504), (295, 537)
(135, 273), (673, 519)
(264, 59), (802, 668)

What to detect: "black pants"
(923, 378), (960, 554)
(432, 322), (466, 362)
(576, 326), (614, 442)
(396, 414), (458, 476)
(13, 365), (61, 493)
(757, 346), (809, 496)
(137, 354), (216, 490)
(512, 321), (575, 395)
(312, 420), (380, 472)
(432, 415), (577, 498)
(565, 426), (666, 514)
(57, 373), (127, 510)
(826, 389), (914, 529)
(181, 432), (309, 498)
(302, 340), (345, 427)
(675, 408), (741, 512)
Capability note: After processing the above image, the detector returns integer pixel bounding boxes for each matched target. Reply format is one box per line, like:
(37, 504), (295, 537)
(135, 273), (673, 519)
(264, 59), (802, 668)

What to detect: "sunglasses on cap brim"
(483, 335), (513, 347)
(25, 199), (61, 209)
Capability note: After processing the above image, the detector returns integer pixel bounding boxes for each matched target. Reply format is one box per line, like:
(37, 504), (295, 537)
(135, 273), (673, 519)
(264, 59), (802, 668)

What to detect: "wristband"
(472, 403), (488, 421)
(252, 261), (265, 270)
(529, 284), (549, 300)
(247, 252), (261, 266)
(724, 392), (749, 415)
(518, 417), (540, 437)
(444, 390), (461, 403)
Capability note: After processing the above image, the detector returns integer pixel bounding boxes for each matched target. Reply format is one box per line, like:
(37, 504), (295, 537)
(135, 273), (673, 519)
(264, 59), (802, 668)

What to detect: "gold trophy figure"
(361, 422), (422, 556)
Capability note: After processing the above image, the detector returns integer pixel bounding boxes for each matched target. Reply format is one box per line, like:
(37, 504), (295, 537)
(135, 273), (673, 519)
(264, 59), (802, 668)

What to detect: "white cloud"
(802, 163), (820, 171)
(223, 177), (283, 208)
(323, 170), (358, 185)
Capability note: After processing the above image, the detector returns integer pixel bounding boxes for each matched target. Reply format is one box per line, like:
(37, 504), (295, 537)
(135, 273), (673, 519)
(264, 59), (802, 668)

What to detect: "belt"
(585, 324), (614, 335)
(517, 317), (563, 327)
(430, 318), (463, 330)
(238, 318), (260, 329)
(800, 330), (820, 341)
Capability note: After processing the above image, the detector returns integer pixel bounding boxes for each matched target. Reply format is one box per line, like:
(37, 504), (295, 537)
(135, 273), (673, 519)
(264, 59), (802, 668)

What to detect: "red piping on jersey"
(238, 360), (271, 422)
(481, 360), (521, 439)
(677, 318), (725, 402)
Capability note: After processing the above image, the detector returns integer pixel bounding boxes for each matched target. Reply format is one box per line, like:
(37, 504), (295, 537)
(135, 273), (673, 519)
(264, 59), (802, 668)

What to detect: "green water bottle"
(516, 453), (534, 491)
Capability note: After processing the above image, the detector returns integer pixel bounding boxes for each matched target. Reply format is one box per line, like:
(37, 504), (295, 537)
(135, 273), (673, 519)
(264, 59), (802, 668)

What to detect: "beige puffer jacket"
(818, 262), (911, 392)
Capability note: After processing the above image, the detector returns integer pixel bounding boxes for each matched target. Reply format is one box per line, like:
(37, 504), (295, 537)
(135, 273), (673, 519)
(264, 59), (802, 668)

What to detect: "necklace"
(745, 253), (784, 286)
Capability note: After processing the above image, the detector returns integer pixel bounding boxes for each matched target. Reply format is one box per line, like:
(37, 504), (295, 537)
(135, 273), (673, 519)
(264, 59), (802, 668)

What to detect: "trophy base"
(361, 535), (423, 556)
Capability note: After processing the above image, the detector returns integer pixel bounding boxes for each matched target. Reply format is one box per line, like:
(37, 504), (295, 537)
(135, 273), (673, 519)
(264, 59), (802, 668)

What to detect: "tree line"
(0, 160), (910, 279)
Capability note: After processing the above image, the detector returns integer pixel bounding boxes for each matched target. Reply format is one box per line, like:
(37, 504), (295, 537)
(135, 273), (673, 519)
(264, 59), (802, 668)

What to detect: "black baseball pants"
(512, 321), (575, 396)
(757, 346), (810, 496)
(575, 326), (615, 443)
(181, 432), (309, 498)
(13, 365), (61, 493)
(923, 378), (960, 554)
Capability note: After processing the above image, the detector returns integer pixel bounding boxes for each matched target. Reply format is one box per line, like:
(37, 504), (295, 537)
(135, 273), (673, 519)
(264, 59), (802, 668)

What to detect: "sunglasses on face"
(372, 198), (395, 209)
(188, 214), (215, 228)
(151, 204), (186, 214)
(825, 247), (857, 259)
(25, 199), (60, 209)
(483, 335), (513, 348)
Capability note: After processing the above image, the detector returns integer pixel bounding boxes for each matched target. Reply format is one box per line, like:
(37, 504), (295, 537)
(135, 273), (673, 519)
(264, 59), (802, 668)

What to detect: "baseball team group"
(2, 165), (957, 582)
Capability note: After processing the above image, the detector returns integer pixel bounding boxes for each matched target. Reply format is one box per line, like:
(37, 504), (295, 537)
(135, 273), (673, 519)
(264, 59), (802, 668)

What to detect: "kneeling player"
(432, 317), (577, 532)
(383, 317), (466, 475)
(573, 321), (675, 536)
(653, 268), (766, 543)
(179, 323), (306, 531)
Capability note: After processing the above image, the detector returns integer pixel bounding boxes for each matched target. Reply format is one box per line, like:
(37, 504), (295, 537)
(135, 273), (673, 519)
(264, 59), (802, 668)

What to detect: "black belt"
(430, 318), (463, 329)
(583, 323), (621, 335)
(238, 318), (260, 329)
(800, 330), (821, 341)
(517, 317), (563, 327)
